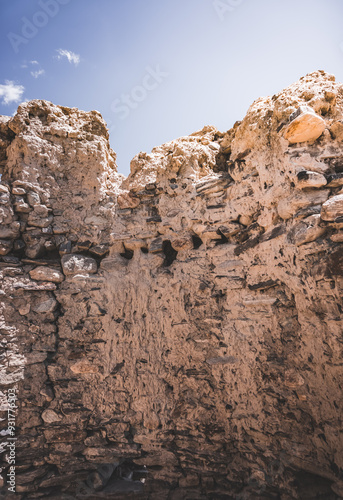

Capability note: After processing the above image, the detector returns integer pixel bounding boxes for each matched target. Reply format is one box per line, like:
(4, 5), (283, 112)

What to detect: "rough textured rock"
(283, 105), (326, 144)
(0, 71), (342, 499)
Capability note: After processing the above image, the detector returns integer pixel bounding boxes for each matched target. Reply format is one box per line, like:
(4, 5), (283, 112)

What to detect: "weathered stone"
(0, 222), (20, 239)
(171, 236), (193, 251)
(149, 237), (163, 253)
(0, 239), (12, 255)
(18, 304), (30, 315)
(0, 191), (10, 205)
(283, 106), (326, 144)
(27, 191), (41, 206)
(330, 120), (343, 141)
(41, 409), (61, 423)
(321, 194), (343, 221)
(296, 170), (327, 189)
(12, 186), (26, 195)
(89, 244), (109, 257)
(206, 356), (238, 365)
(77, 240), (92, 251)
(14, 197), (31, 213)
(29, 266), (64, 283)
(27, 205), (52, 228)
(33, 298), (58, 314)
(117, 192), (140, 209)
(59, 240), (72, 255)
(287, 214), (326, 246)
(325, 173), (343, 188)
(61, 254), (98, 275)
(277, 190), (328, 220)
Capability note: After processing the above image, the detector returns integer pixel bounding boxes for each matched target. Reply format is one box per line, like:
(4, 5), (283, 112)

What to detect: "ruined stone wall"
(0, 71), (342, 499)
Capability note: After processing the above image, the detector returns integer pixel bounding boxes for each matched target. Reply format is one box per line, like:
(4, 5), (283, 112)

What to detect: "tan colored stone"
(277, 190), (328, 220)
(330, 120), (343, 141)
(296, 170), (327, 189)
(117, 192), (140, 209)
(41, 409), (61, 423)
(29, 266), (64, 283)
(70, 361), (98, 374)
(283, 106), (325, 144)
(321, 194), (343, 221)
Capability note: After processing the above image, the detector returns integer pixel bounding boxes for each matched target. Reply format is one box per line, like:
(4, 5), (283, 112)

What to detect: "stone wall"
(0, 70), (342, 499)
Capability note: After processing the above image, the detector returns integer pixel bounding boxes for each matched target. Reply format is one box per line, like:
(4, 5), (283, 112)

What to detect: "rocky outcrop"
(0, 70), (342, 499)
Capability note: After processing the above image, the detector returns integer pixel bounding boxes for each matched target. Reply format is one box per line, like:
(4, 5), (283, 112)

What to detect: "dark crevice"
(162, 240), (178, 267)
(192, 235), (203, 249)
(120, 247), (134, 260)
(215, 229), (229, 245)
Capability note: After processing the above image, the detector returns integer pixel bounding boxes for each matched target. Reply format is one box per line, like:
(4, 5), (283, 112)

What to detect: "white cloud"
(31, 69), (45, 79)
(56, 49), (80, 66)
(0, 81), (25, 105)
(30, 60), (39, 65)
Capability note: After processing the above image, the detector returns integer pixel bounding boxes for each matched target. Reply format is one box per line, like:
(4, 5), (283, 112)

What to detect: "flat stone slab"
(61, 254), (98, 275)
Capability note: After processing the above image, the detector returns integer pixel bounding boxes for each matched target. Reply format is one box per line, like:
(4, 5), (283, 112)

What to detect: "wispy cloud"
(56, 49), (80, 66)
(0, 81), (25, 105)
(31, 69), (45, 79)
(30, 60), (39, 65)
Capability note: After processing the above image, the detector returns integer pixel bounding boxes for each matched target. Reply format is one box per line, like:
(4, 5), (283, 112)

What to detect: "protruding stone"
(0, 239), (12, 255)
(12, 187), (26, 195)
(330, 232), (343, 243)
(41, 409), (61, 423)
(59, 240), (72, 256)
(14, 197), (31, 213)
(277, 191), (328, 220)
(27, 191), (41, 207)
(117, 192), (140, 209)
(0, 222), (20, 239)
(171, 236), (193, 251)
(296, 170), (327, 189)
(283, 106), (326, 144)
(330, 120), (343, 141)
(321, 194), (343, 221)
(89, 244), (109, 257)
(149, 237), (163, 253)
(19, 304), (30, 315)
(287, 214), (326, 246)
(29, 266), (64, 283)
(27, 206), (52, 228)
(325, 173), (343, 188)
(40, 386), (54, 402)
(77, 240), (92, 251)
(61, 254), (98, 275)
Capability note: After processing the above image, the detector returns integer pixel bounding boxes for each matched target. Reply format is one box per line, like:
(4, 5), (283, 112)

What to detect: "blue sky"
(1, 0), (343, 175)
